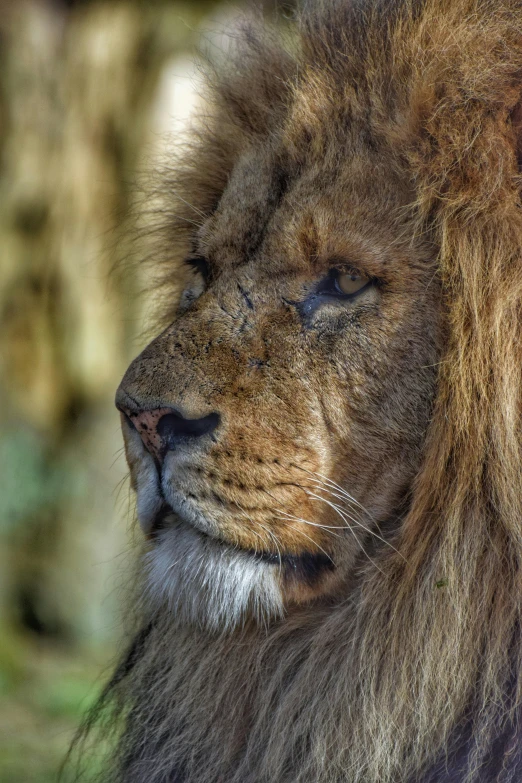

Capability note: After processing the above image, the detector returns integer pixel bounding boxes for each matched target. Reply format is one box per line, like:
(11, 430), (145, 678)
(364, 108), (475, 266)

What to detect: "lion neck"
(105, 540), (521, 783)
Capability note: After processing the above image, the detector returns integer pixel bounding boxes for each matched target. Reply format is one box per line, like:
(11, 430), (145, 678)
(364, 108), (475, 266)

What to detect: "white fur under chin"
(145, 516), (285, 631)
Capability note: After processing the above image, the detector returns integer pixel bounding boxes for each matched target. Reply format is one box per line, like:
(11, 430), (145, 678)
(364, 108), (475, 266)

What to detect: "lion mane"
(79, 1), (522, 781)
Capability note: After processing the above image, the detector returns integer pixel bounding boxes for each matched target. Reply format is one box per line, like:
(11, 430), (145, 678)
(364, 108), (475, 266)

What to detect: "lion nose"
(121, 404), (220, 461)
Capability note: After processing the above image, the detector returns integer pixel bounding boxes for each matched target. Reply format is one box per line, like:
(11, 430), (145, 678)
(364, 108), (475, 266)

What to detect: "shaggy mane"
(75, 2), (522, 781)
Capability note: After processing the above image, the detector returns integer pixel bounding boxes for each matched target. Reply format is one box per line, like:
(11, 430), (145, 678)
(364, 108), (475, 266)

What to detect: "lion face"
(117, 132), (441, 629)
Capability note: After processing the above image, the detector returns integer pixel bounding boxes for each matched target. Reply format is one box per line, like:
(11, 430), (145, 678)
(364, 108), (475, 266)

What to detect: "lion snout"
(116, 387), (221, 463)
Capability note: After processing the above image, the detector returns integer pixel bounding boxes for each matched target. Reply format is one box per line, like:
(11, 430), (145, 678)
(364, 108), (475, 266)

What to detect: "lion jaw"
(121, 413), (284, 630)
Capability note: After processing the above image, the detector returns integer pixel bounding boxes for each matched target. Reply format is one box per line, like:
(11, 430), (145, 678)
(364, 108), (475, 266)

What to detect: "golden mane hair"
(77, 1), (522, 781)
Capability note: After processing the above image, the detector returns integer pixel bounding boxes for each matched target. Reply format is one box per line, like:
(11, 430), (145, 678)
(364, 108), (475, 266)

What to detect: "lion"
(82, 1), (522, 781)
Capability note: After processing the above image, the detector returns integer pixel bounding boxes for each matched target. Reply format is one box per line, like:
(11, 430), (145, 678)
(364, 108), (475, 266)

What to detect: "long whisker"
(291, 467), (403, 553)
(234, 503), (273, 555)
(271, 475), (379, 538)
(307, 470), (372, 518)
(282, 523), (335, 565)
(234, 500), (284, 573)
(109, 446), (126, 470)
(258, 522), (285, 568)
(294, 465), (374, 519)
(173, 192), (207, 219)
(247, 527), (272, 556)
(304, 489), (372, 529)
(234, 493), (333, 564)
(312, 484), (384, 539)
(263, 487), (348, 551)
(273, 509), (343, 536)
(304, 489), (405, 559)
(261, 486), (344, 536)
(170, 213), (203, 229)
(265, 480), (404, 562)
(307, 492), (385, 574)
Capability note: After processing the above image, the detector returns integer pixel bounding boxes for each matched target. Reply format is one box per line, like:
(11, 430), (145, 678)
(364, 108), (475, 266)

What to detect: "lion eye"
(334, 271), (370, 296)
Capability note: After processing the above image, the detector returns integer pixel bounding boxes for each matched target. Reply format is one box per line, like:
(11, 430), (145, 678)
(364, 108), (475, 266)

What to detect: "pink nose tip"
(120, 403), (221, 461)
(126, 408), (173, 461)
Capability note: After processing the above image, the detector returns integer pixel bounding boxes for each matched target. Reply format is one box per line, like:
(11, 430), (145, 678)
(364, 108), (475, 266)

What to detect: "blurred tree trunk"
(0, 0), (202, 644)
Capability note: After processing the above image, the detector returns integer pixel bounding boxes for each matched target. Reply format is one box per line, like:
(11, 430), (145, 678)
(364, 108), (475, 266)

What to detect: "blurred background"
(0, 1), (293, 779)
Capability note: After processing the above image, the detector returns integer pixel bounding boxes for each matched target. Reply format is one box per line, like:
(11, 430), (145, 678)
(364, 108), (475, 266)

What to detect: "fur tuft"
(146, 519), (284, 632)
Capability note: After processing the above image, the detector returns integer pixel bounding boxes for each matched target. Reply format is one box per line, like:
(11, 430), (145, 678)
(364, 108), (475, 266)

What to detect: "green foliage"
(0, 0), (230, 779)
(0, 625), (112, 782)
(0, 428), (63, 535)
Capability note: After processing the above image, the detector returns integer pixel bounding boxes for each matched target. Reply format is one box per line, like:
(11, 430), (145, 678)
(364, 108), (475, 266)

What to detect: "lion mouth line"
(151, 501), (335, 580)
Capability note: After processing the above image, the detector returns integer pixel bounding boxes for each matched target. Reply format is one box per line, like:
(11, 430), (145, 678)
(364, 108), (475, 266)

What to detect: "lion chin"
(122, 406), (336, 630)
(78, 1), (522, 782)
(146, 520), (284, 631)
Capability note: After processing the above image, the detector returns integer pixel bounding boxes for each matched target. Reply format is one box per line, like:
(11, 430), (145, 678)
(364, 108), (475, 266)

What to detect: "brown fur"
(82, 1), (522, 781)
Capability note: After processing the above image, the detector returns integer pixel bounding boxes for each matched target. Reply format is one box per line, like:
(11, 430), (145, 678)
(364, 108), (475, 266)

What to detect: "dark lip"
(150, 503), (335, 582)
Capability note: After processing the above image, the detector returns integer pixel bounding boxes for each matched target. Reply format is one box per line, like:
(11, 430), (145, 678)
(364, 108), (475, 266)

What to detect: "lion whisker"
(262, 487), (345, 544)
(291, 467), (375, 524)
(234, 500), (284, 572)
(112, 471), (129, 498)
(173, 192), (207, 219)
(170, 212), (203, 229)
(258, 523), (285, 569)
(283, 523), (335, 565)
(304, 492), (387, 574)
(297, 470), (398, 549)
(293, 465), (372, 518)
(273, 510), (343, 536)
(308, 470), (372, 518)
(263, 483), (398, 560)
(246, 526), (272, 556)
(305, 488), (405, 560)
(304, 488), (403, 557)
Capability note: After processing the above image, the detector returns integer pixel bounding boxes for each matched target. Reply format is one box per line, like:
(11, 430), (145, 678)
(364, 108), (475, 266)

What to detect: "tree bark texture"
(0, 0), (210, 644)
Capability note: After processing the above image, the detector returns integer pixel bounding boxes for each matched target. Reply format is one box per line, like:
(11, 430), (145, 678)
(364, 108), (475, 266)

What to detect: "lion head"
(90, 1), (522, 782)
(117, 59), (440, 627)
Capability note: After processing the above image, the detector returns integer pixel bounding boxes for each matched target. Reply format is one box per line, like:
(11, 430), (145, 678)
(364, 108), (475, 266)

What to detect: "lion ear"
(510, 101), (522, 172)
